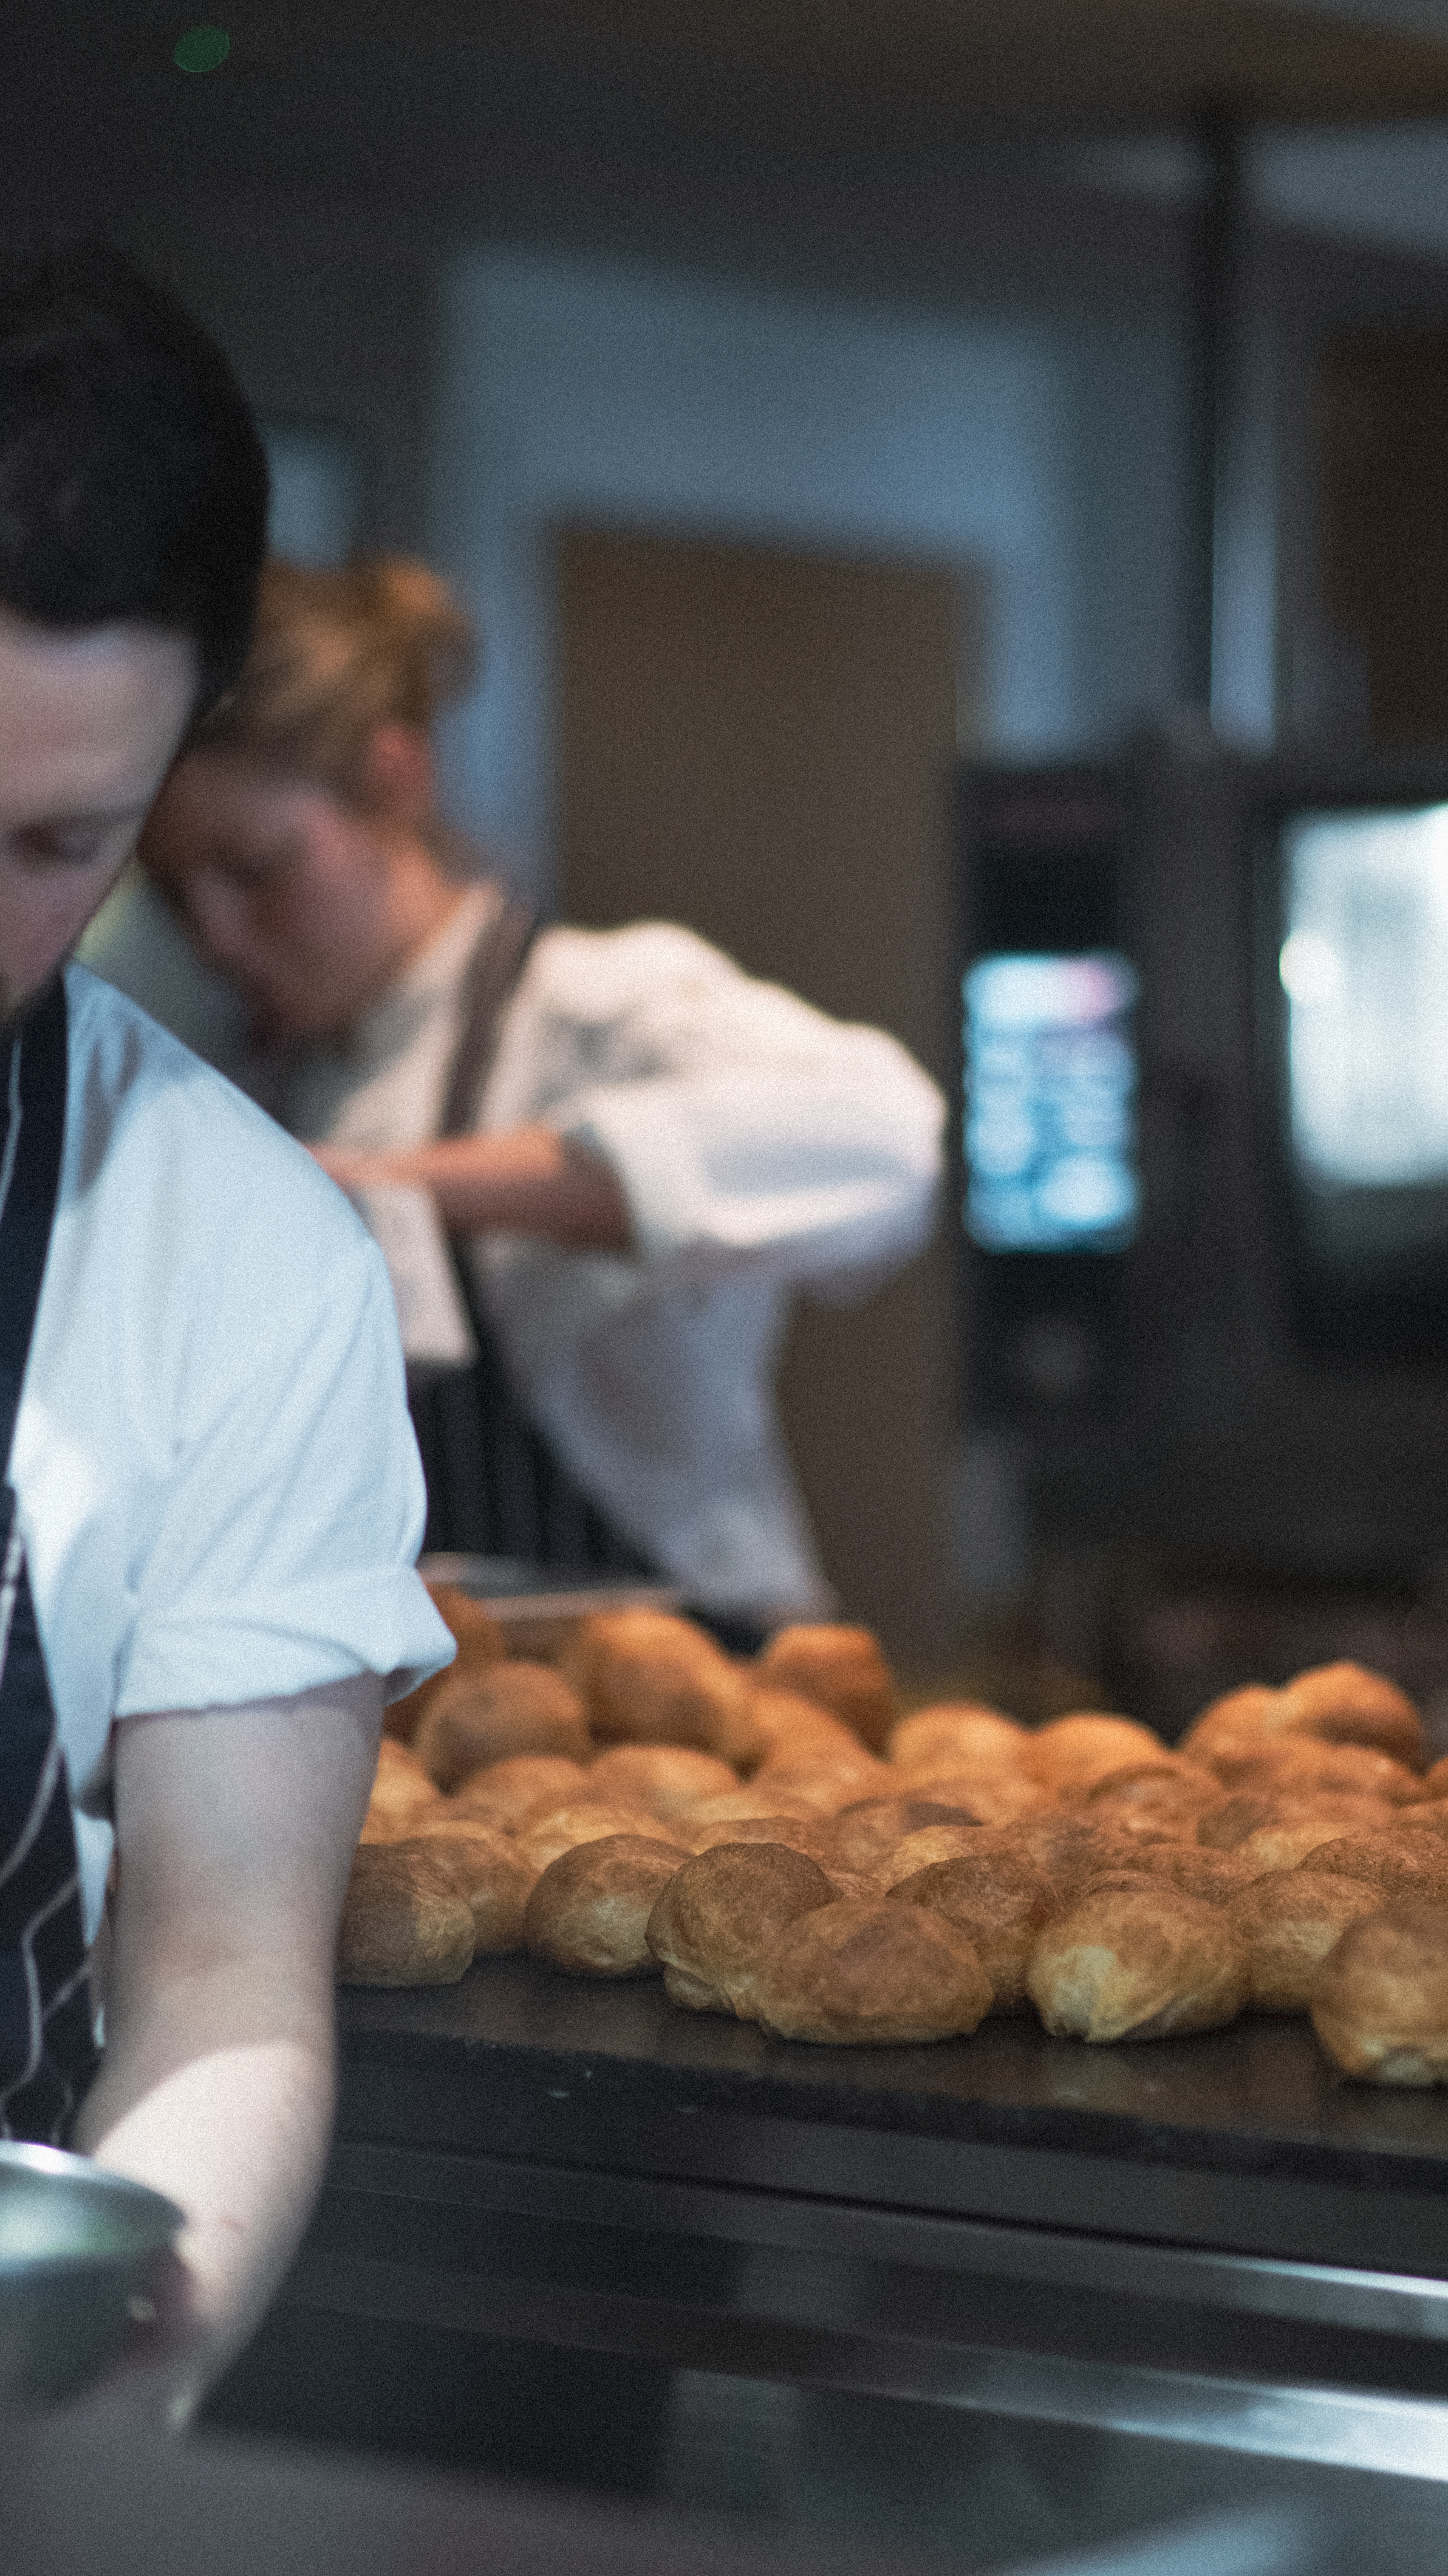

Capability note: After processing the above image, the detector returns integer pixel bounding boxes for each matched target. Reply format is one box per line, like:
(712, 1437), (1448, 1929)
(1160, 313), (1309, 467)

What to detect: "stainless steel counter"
(203, 1958), (1448, 2525)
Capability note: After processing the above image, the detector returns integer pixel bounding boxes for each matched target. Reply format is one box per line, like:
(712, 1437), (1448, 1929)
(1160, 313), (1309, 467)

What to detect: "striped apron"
(0, 980), (99, 2142)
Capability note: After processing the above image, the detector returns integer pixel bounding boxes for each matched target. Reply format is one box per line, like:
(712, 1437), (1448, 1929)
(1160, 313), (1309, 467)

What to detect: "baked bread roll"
(1227, 1744), (1420, 1806)
(447, 1754), (589, 1834)
(1084, 1759), (1220, 1829)
(894, 1764), (1048, 1827)
(1228, 1868), (1384, 2013)
(338, 1844), (476, 1985)
(891, 1851), (1053, 2012)
(685, 1812), (845, 1870)
(888, 1704), (1028, 1776)
(411, 1818), (538, 1954)
(1003, 1812), (1159, 1897)
(1311, 1902), (1448, 2081)
(587, 1744), (738, 1820)
(756, 1624), (896, 1752)
(1184, 1665), (1424, 1774)
(832, 1798), (982, 1877)
(360, 1738), (443, 1843)
(1117, 1843), (1258, 1906)
(568, 1609), (765, 1767)
(1397, 1803), (1448, 1841)
(749, 1900), (992, 2044)
(1299, 1832), (1448, 1906)
(646, 1841), (836, 2015)
(1027, 1883), (1247, 2041)
(1421, 1756), (1448, 1801)
(524, 1834), (683, 1977)
(881, 1822), (991, 1883)
(1196, 1791), (1385, 1851)
(1232, 1816), (1382, 1876)
(1280, 1663), (1424, 1767)
(518, 1801), (678, 1877)
(750, 1755), (892, 1815)
(414, 1662), (592, 1789)
(384, 1586), (507, 1743)
(1026, 1714), (1167, 1800)
(684, 1786), (822, 1828)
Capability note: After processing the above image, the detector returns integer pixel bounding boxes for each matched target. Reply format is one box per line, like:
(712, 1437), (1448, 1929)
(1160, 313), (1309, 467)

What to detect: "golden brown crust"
(1196, 1791), (1385, 1851)
(1277, 1663), (1424, 1768)
(890, 1851), (1053, 2011)
(832, 1798), (983, 1877)
(1298, 1833), (1448, 1906)
(892, 1764), (1048, 1826)
(1232, 1817), (1381, 1876)
(1110, 1843), (1258, 1906)
(384, 1587), (507, 1742)
(1228, 1869), (1384, 2013)
(645, 1841), (836, 2013)
(685, 1813), (846, 1869)
(683, 1786), (823, 1829)
(1026, 1885), (1247, 2041)
(425, 1583), (510, 1663)
(1026, 1713), (1167, 1800)
(1225, 1744), (1420, 1806)
(517, 1801), (678, 1877)
(887, 1704), (1027, 1776)
(881, 1822), (991, 1883)
(1184, 1665), (1425, 1775)
(524, 1834), (684, 1977)
(586, 1744), (739, 1820)
(337, 1844), (476, 1986)
(567, 1609), (765, 1766)
(413, 1663), (592, 1789)
(408, 1820), (538, 1955)
(1311, 1902), (1448, 2081)
(756, 1624), (897, 1752)
(749, 1756), (890, 1814)
(1083, 1759), (1221, 1823)
(748, 1900), (992, 2044)
(359, 1738), (444, 1843)
(446, 1755), (589, 1834)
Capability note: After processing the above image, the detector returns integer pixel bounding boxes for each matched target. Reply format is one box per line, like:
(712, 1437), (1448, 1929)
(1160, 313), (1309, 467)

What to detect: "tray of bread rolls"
(340, 1590), (1448, 2102)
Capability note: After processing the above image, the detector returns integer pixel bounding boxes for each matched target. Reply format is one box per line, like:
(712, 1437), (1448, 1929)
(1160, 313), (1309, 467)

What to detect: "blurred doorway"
(555, 526), (971, 1665)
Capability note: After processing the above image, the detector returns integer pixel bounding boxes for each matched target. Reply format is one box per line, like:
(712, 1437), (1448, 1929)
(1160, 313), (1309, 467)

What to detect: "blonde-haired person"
(98, 553), (946, 1639)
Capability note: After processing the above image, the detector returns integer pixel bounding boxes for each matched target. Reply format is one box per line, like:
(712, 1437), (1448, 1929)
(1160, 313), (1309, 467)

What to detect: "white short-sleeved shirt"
(11, 968), (454, 1937)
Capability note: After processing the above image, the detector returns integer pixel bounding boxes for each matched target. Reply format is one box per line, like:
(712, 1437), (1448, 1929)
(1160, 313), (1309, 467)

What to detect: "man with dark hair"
(0, 237), (451, 2423)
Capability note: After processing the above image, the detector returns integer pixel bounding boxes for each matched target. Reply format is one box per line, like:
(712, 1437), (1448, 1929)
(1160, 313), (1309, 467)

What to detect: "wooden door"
(555, 525), (965, 1667)
(1320, 336), (1448, 745)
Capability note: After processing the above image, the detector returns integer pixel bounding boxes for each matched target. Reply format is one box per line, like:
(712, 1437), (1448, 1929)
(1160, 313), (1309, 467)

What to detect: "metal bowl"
(0, 2141), (182, 2410)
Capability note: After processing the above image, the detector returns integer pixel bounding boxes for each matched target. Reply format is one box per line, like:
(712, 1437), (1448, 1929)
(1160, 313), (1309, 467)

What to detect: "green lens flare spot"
(173, 26), (231, 73)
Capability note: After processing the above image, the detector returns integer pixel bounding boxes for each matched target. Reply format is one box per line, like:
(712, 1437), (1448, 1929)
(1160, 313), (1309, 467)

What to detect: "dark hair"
(0, 235), (269, 722)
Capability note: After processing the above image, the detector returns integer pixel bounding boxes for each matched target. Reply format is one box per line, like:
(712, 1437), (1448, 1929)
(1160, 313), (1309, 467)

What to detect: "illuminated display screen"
(964, 951), (1139, 1251)
(1282, 805), (1448, 1190)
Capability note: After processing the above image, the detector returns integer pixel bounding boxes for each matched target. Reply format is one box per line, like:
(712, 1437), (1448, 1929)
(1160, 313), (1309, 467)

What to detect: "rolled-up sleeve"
(481, 925), (946, 1296)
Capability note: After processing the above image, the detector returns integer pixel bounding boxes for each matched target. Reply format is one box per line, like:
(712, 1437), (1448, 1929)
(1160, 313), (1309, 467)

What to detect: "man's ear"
(361, 722), (435, 825)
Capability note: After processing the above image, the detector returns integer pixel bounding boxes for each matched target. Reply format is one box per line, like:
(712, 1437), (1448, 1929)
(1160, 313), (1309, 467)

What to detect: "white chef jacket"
(12, 967), (454, 1937)
(228, 885), (948, 1623)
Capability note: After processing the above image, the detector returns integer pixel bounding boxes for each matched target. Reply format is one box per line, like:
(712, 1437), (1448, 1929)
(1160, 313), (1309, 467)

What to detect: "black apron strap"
(0, 981), (99, 2142)
(405, 900), (652, 1576)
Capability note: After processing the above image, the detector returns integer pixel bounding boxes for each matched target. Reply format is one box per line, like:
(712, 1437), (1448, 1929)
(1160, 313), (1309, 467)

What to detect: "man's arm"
(69, 1672), (383, 2429)
(311, 1128), (632, 1250)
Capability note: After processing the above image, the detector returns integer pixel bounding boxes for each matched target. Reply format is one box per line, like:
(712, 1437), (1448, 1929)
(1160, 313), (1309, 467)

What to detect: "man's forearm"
(73, 2018), (336, 2430)
(312, 1125), (633, 1250)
